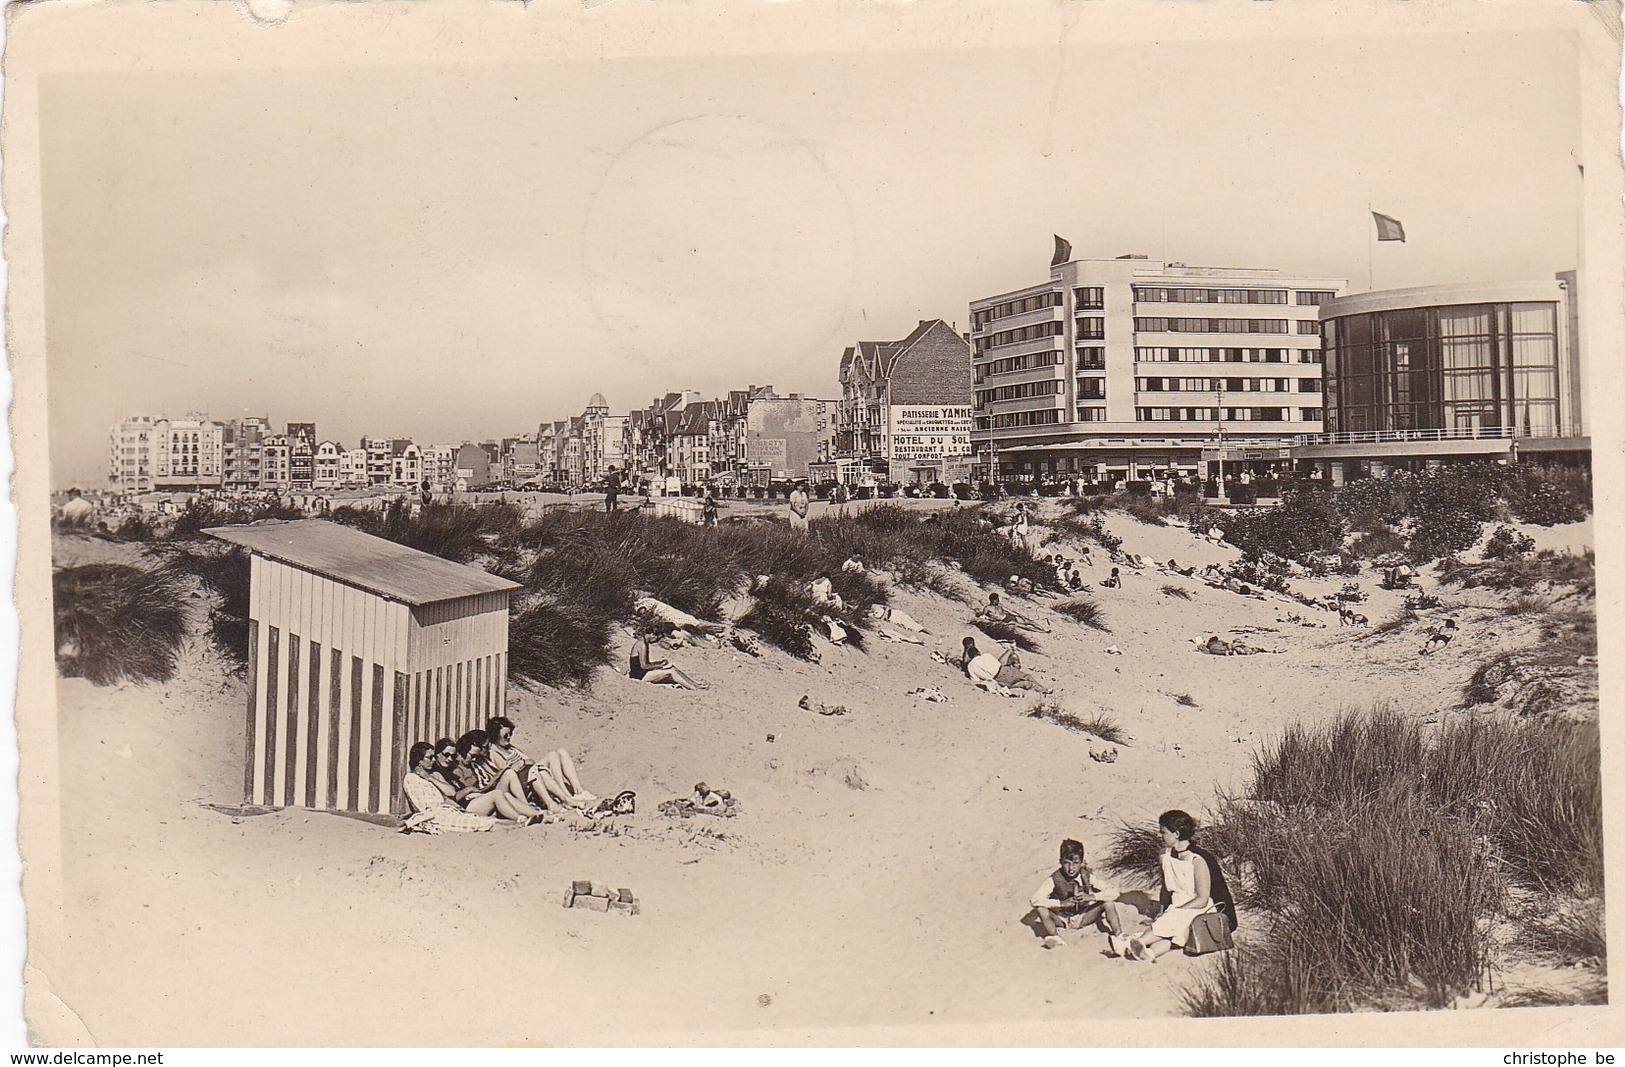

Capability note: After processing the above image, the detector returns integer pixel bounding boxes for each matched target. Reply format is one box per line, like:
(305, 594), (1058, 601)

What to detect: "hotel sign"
(888, 405), (973, 461)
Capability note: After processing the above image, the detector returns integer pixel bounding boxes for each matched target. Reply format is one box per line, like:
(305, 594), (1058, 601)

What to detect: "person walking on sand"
(788, 481), (811, 533)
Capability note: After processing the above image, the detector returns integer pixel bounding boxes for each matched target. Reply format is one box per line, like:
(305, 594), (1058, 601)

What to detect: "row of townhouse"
(108, 414), (529, 495)
(535, 386), (837, 489)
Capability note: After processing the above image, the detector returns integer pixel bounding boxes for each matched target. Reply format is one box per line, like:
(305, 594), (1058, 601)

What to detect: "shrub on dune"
(970, 617), (1038, 652)
(507, 599), (616, 691)
(53, 563), (191, 685)
(148, 544), (252, 666)
(1054, 598), (1109, 632)
(1140, 708), (1604, 1015)
(167, 498), (306, 541)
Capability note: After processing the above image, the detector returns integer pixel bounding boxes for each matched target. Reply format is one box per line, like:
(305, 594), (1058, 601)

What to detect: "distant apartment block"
(109, 414), (226, 493)
(968, 253), (1344, 482)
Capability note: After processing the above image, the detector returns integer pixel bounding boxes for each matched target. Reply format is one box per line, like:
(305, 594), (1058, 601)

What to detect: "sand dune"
(39, 512), (1593, 1044)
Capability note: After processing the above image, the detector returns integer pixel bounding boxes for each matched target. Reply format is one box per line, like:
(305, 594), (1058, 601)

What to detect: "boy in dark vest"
(1028, 839), (1111, 949)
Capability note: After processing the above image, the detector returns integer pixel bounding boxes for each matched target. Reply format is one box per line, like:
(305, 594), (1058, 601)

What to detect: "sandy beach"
(34, 505), (1597, 1045)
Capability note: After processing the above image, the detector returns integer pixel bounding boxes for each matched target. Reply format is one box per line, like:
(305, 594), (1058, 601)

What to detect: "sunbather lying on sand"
(1164, 559), (1196, 577)
(962, 637), (1053, 695)
(976, 592), (1051, 633)
(630, 626), (707, 690)
(635, 594), (725, 634)
(869, 604), (930, 633)
(1420, 618), (1457, 655)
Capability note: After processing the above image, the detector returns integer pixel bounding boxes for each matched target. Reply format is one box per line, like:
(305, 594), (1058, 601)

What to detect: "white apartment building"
(391, 443), (424, 488)
(969, 253), (1344, 482)
(313, 442), (344, 489)
(108, 414), (225, 493)
(109, 416), (157, 493)
(339, 448), (368, 487)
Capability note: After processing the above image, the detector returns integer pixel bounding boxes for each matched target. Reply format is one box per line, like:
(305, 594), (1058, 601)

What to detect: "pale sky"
(42, 30), (1583, 485)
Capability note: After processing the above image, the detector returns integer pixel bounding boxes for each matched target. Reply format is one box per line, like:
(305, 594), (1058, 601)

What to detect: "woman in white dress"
(1104, 809), (1216, 962)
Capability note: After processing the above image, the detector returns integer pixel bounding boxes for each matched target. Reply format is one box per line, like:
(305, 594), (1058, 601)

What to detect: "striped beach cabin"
(206, 519), (521, 817)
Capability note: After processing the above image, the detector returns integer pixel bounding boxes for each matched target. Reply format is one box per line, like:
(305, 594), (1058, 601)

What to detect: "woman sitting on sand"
(961, 637), (1053, 695)
(630, 626), (707, 690)
(1104, 809), (1232, 962)
(457, 731), (548, 820)
(402, 742), (512, 832)
(485, 716), (598, 815)
(808, 572), (846, 612)
(1100, 568), (1121, 590)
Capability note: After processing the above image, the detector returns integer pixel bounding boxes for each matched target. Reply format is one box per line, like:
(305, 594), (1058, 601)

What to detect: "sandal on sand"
(1105, 935), (1127, 958)
(1042, 935), (1065, 950)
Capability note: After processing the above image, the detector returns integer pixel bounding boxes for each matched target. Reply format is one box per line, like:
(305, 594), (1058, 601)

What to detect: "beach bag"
(1184, 911), (1234, 956)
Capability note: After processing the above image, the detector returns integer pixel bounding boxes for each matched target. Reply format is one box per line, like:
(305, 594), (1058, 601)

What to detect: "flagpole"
(1366, 203), (1374, 291)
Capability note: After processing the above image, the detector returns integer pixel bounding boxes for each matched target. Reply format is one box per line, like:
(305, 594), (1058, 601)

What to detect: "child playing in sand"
(1029, 839), (1119, 949)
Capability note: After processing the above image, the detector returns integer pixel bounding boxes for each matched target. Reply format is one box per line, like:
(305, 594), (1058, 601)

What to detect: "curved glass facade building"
(1318, 278), (1583, 440)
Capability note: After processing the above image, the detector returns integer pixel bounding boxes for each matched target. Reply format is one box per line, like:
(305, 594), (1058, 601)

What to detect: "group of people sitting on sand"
(404, 717), (612, 833)
(1028, 810), (1236, 959)
(1048, 554), (1092, 593)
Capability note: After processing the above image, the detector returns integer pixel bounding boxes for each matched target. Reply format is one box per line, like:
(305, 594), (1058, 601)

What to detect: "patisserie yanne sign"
(887, 405), (973, 461)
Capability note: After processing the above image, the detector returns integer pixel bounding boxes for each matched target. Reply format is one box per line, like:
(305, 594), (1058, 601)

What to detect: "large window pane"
(1441, 338), (1491, 370)
(1509, 302), (1556, 334)
(1512, 334), (1557, 371)
(1439, 306), (1491, 337)
(1380, 308), (1428, 340)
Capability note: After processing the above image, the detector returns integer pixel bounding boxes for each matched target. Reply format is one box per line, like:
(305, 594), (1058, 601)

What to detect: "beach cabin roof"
(205, 519), (520, 607)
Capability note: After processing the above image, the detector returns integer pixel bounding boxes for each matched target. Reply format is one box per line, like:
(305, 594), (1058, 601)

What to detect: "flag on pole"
(1051, 234), (1073, 266)
(1371, 212), (1406, 242)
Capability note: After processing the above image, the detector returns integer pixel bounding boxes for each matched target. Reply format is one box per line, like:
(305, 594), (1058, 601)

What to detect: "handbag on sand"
(1184, 911), (1235, 956)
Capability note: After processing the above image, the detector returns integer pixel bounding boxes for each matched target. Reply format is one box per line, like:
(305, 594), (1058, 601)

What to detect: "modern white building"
(969, 253), (1345, 483)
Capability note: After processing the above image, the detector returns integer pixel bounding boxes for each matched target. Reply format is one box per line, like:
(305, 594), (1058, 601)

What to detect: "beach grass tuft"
(53, 563), (192, 685)
(1136, 707), (1604, 1016)
(1054, 598), (1109, 632)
